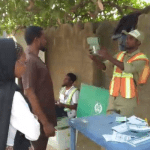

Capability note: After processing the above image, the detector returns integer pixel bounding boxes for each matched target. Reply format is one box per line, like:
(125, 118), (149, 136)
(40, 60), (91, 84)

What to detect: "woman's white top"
(7, 92), (40, 146)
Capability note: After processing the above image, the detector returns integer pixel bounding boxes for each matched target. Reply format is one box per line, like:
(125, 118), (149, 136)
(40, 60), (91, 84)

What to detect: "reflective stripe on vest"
(109, 51), (150, 98)
(127, 53), (150, 84)
(60, 87), (78, 105)
(110, 51), (127, 97)
(114, 51), (126, 73)
(60, 87), (66, 95)
(65, 88), (78, 105)
(60, 87), (78, 112)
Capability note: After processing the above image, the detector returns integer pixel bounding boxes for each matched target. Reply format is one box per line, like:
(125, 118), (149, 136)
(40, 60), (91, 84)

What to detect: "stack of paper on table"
(103, 115), (150, 147)
(112, 123), (128, 133)
(127, 116), (148, 126)
(103, 130), (132, 142)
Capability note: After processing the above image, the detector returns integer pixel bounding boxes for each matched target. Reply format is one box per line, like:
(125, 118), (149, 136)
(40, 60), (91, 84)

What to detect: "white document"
(103, 116), (150, 146)
(126, 134), (150, 147)
(103, 131), (132, 143)
(127, 116), (148, 126)
(128, 124), (150, 132)
(102, 135), (113, 142)
(112, 131), (132, 142)
(112, 123), (128, 133)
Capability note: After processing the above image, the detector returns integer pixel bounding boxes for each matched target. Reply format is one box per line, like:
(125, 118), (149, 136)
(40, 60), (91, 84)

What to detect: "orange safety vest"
(109, 51), (150, 99)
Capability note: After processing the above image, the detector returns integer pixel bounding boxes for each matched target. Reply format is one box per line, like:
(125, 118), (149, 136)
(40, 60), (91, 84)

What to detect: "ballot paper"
(126, 134), (150, 147)
(128, 124), (150, 132)
(112, 116), (149, 133)
(103, 131), (132, 143)
(112, 131), (132, 142)
(127, 116), (148, 126)
(102, 135), (113, 142)
(103, 115), (150, 147)
(112, 123), (128, 133)
(103, 132), (150, 147)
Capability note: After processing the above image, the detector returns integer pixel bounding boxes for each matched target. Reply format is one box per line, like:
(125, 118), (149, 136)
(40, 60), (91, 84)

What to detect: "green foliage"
(0, 0), (149, 34)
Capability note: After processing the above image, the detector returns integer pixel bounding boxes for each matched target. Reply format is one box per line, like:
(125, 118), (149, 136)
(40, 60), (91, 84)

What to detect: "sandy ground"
(46, 132), (103, 150)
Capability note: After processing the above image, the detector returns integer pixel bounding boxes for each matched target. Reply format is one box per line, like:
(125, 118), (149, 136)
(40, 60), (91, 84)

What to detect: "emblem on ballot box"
(94, 102), (103, 114)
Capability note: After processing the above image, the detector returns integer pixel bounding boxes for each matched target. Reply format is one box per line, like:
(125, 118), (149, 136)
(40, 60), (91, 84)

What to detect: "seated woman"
(0, 38), (40, 150)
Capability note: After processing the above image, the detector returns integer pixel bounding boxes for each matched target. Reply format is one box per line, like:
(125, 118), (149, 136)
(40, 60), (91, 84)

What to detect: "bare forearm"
(24, 88), (49, 125)
(107, 55), (124, 70)
(97, 47), (124, 70)
(93, 57), (106, 70)
(61, 103), (77, 110)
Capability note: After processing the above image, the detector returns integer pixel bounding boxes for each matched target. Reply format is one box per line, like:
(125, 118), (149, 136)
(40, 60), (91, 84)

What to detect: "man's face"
(38, 31), (47, 51)
(62, 75), (73, 87)
(125, 35), (139, 50)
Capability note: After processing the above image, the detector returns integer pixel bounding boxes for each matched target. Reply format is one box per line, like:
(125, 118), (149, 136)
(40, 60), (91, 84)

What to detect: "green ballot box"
(77, 84), (109, 118)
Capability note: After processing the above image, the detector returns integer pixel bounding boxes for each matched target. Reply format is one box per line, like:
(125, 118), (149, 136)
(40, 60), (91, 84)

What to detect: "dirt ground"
(46, 132), (103, 150)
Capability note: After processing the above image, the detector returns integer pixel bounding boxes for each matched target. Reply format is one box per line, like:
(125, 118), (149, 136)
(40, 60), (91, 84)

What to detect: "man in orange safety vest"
(90, 29), (150, 117)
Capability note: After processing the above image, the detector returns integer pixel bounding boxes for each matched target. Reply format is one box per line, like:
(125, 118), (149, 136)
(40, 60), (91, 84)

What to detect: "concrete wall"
(134, 12), (150, 120)
(45, 21), (118, 100)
